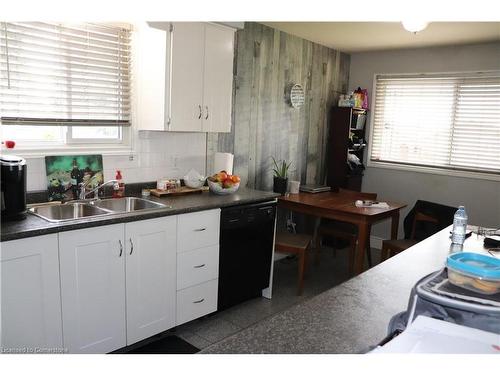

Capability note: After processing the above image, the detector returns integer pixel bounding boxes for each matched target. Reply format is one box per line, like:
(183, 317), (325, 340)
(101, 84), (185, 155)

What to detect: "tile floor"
(174, 246), (383, 350)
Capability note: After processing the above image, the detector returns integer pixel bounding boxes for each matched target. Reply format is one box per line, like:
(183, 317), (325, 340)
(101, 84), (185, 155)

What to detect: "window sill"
(1, 144), (136, 158)
(367, 160), (500, 182)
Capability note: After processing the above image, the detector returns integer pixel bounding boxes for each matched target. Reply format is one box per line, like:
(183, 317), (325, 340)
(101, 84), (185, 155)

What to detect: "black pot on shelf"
(273, 176), (288, 195)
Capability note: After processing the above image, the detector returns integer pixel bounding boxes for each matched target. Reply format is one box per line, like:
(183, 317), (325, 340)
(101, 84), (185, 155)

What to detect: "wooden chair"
(315, 188), (377, 275)
(380, 211), (439, 261)
(275, 231), (313, 296)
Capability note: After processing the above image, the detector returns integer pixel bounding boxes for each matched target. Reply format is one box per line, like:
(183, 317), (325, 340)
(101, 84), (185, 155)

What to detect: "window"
(370, 72), (500, 176)
(0, 22), (131, 149)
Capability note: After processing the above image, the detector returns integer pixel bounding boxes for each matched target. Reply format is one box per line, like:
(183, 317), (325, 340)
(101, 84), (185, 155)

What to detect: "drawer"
(177, 245), (219, 290)
(176, 279), (218, 326)
(177, 209), (220, 253)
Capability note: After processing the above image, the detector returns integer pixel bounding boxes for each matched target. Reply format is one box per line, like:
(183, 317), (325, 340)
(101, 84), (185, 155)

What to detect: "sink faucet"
(79, 179), (119, 200)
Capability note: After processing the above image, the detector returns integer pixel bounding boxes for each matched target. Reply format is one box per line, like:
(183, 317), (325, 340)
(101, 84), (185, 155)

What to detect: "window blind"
(0, 22), (131, 126)
(371, 72), (500, 174)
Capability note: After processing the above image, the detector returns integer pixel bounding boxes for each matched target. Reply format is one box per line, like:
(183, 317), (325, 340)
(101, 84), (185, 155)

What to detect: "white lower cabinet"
(177, 245), (219, 290)
(176, 209), (220, 326)
(177, 209), (220, 252)
(59, 218), (178, 353)
(1, 234), (63, 352)
(176, 279), (218, 326)
(59, 224), (126, 354)
(125, 217), (177, 345)
(2, 209), (221, 353)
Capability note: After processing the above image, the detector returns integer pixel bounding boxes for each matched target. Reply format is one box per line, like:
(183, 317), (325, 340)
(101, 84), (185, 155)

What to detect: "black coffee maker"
(1, 154), (27, 221)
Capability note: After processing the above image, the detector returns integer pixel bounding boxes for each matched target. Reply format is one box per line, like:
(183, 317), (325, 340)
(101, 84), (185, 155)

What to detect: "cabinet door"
(59, 224), (126, 353)
(133, 22), (169, 131)
(125, 216), (177, 345)
(1, 234), (63, 352)
(170, 22), (205, 131)
(202, 24), (235, 133)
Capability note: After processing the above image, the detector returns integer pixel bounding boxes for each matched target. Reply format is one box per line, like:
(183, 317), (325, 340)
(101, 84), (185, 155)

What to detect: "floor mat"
(125, 335), (199, 354)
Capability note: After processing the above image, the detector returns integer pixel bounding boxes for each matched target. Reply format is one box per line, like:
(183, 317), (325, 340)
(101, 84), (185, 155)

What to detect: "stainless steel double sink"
(29, 197), (169, 223)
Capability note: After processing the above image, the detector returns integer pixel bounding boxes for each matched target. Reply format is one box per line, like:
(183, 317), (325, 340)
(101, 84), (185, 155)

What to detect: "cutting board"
(150, 186), (208, 197)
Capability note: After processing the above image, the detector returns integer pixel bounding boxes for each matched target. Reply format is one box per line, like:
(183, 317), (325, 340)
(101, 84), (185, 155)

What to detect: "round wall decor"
(286, 83), (305, 108)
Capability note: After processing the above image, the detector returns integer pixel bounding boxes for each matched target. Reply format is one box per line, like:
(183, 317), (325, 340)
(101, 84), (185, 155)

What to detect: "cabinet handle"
(193, 264), (206, 268)
(118, 240), (123, 257)
(198, 105), (202, 119)
(194, 227), (206, 232)
(193, 298), (205, 304)
(205, 106), (209, 120)
(129, 238), (134, 255)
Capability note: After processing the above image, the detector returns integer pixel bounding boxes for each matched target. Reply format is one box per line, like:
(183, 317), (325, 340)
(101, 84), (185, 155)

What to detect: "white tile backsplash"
(24, 131), (207, 192)
(102, 154), (140, 170)
(27, 171), (45, 192)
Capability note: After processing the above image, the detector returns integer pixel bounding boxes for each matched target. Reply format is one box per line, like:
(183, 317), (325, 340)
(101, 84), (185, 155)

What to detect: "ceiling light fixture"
(402, 20), (429, 34)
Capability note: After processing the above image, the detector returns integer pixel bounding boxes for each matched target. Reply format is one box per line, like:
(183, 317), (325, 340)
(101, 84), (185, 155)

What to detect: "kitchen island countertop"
(1, 188), (279, 242)
(200, 226), (470, 354)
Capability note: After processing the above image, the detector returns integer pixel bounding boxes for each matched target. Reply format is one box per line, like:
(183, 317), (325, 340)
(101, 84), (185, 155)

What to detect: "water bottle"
(449, 243), (463, 254)
(451, 206), (468, 245)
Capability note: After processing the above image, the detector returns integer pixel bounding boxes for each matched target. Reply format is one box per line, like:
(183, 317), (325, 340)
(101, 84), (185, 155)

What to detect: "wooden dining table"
(278, 191), (407, 275)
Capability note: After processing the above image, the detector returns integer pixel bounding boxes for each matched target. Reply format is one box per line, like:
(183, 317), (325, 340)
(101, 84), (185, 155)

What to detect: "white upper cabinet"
(170, 22), (205, 132)
(133, 22), (170, 131)
(125, 217), (177, 345)
(135, 22), (235, 133)
(1, 234), (63, 352)
(201, 23), (235, 133)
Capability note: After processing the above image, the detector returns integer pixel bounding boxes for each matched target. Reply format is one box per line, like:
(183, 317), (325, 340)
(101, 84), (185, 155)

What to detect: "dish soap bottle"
(451, 206), (468, 245)
(113, 170), (125, 198)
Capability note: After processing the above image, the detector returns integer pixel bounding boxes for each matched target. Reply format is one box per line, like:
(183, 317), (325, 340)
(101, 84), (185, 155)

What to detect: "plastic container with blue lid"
(447, 252), (500, 295)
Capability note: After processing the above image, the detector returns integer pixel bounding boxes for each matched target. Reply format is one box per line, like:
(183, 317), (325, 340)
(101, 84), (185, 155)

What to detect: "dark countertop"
(201, 226), (460, 354)
(1, 188), (279, 242)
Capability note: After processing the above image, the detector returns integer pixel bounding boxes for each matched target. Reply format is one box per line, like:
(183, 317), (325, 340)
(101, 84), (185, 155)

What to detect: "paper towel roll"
(214, 152), (234, 175)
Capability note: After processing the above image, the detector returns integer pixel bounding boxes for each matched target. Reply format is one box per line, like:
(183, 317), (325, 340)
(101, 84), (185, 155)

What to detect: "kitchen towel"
(214, 152), (234, 175)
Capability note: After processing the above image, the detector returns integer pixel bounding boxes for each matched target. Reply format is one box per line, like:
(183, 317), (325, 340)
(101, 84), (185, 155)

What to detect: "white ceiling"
(262, 22), (500, 53)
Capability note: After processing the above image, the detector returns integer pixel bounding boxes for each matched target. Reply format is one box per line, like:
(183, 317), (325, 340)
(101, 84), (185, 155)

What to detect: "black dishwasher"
(218, 201), (277, 311)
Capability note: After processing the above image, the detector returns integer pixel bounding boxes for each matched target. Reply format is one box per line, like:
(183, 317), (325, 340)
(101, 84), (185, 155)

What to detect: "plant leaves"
(271, 156), (292, 178)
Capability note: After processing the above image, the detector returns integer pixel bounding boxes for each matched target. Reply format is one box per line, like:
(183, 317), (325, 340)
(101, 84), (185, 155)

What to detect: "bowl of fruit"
(207, 171), (240, 195)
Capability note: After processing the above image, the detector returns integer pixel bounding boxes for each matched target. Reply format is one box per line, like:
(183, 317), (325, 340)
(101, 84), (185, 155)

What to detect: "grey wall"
(349, 42), (500, 238)
(208, 22), (350, 190)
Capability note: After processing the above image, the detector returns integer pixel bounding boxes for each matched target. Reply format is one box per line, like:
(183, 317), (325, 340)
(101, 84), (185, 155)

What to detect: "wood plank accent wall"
(207, 22), (350, 190)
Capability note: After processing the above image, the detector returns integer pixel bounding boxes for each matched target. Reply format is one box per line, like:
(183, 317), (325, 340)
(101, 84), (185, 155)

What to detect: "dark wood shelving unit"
(326, 107), (368, 192)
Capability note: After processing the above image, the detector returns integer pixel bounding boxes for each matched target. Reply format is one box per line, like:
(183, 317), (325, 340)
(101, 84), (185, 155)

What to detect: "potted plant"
(272, 157), (291, 195)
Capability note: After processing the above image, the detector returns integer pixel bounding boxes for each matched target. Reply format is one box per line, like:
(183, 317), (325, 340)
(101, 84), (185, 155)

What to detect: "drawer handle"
(194, 264), (206, 268)
(194, 228), (206, 232)
(193, 298), (205, 304)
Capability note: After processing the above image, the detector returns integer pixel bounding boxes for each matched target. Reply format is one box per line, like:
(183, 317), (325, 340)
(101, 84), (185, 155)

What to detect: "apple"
(223, 178), (234, 189)
(3, 140), (15, 149)
(216, 171), (228, 182)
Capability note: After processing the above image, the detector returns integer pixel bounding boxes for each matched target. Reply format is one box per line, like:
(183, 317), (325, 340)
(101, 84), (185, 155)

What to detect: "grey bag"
(388, 269), (500, 336)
